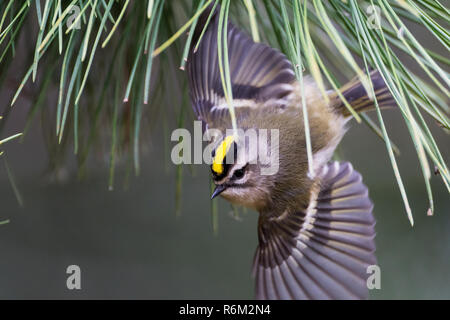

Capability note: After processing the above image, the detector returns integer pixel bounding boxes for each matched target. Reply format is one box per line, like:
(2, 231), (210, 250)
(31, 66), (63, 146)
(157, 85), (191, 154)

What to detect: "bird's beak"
(211, 185), (226, 199)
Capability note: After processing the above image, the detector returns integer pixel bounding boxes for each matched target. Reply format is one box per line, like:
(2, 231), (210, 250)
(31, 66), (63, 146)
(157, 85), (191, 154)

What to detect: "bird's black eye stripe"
(233, 165), (247, 179)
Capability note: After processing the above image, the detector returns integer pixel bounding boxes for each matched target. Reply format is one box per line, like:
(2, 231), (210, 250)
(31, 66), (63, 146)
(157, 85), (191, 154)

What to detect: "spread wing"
(186, 5), (296, 127)
(253, 162), (376, 300)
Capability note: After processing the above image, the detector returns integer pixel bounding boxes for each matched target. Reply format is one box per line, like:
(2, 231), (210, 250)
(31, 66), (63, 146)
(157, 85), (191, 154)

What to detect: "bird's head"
(209, 134), (273, 211)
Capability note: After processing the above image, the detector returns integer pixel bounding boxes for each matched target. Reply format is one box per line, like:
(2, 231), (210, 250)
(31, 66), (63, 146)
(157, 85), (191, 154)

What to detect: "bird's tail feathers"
(331, 70), (396, 117)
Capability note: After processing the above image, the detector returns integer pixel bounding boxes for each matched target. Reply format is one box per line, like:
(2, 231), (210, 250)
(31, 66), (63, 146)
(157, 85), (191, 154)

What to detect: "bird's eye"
(233, 167), (245, 179)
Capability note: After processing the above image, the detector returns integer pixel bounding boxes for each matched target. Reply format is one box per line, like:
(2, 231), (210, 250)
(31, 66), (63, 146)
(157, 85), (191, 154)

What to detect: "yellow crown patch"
(212, 135), (235, 175)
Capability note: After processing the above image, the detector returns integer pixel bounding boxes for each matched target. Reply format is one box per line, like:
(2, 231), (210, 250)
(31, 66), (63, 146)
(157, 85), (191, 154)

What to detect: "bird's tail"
(330, 70), (396, 117)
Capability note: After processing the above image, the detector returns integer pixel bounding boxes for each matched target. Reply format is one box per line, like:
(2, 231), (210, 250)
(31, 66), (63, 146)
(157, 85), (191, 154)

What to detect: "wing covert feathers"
(187, 5), (295, 124)
(253, 162), (376, 300)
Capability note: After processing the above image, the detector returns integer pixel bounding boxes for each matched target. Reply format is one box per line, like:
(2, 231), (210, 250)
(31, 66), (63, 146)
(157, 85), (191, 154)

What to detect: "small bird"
(187, 7), (393, 300)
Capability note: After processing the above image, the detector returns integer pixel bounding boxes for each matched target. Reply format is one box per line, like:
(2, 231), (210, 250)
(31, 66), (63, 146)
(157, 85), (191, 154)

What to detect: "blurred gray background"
(0, 103), (448, 299)
(0, 4), (449, 299)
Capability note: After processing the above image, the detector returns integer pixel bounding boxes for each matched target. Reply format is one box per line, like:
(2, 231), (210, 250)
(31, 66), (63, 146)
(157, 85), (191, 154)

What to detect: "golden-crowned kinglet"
(187, 6), (392, 300)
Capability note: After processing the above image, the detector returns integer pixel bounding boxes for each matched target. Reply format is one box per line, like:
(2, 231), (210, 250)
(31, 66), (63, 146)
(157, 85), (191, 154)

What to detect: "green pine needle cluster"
(0, 0), (448, 224)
